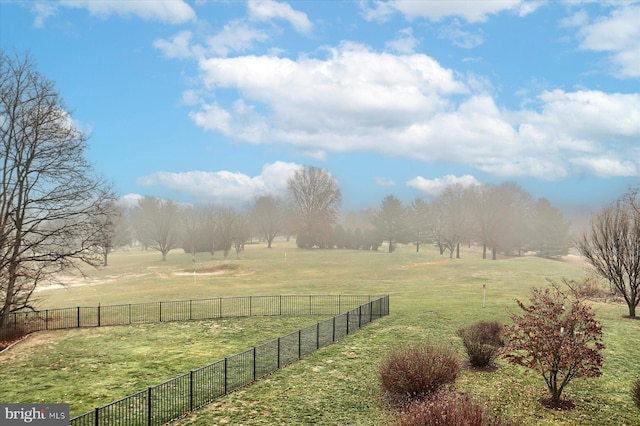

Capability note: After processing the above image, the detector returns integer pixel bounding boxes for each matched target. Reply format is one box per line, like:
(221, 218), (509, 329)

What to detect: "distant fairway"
(1, 242), (638, 425)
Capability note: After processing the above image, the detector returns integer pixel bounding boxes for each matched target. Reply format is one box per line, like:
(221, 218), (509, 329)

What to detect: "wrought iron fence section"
(1, 295), (379, 339)
(191, 360), (225, 409)
(55, 295), (389, 426)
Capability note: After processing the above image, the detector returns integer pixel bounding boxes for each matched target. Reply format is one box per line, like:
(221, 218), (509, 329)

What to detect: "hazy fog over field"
(2, 1), (639, 213)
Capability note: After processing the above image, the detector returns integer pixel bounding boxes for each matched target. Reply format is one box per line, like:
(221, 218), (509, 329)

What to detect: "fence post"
(189, 370), (194, 412)
(316, 322), (320, 349)
(250, 296), (252, 317)
(77, 307), (81, 328)
(147, 387), (152, 426)
(189, 300), (193, 321)
(346, 311), (350, 335)
(45, 310), (49, 330)
(224, 358), (228, 395)
(129, 304), (132, 324)
(159, 302), (162, 322)
(332, 316), (336, 342)
(277, 338), (281, 368)
(253, 347), (256, 382)
(98, 304), (101, 327)
(359, 305), (362, 329)
(94, 407), (98, 426)
(298, 329), (301, 359)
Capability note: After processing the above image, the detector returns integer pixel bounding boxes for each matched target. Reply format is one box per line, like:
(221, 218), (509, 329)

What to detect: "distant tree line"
(372, 182), (572, 259)
(99, 166), (571, 263)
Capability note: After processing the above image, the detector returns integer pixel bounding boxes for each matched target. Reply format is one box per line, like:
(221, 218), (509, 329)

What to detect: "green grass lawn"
(2, 241), (639, 425)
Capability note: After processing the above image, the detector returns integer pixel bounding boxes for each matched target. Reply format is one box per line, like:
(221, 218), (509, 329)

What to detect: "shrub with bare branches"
(379, 343), (460, 407)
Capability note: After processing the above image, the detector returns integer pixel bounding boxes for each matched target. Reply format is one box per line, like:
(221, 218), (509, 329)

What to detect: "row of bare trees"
(371, 182), (571, 258)
(100, 197), (281, 264)
(103, 176), (571, 263)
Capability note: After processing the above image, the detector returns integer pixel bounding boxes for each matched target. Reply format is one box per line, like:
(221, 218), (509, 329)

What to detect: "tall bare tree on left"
(0, 52), (116, 328)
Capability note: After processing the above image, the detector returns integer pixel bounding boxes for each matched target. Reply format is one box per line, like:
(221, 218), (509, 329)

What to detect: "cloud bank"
(136, 161), (302, 206)
(184, 42), (640, 181)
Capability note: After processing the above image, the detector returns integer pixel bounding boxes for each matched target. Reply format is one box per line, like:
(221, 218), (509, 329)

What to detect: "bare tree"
(575, 192), (640, 318)
(287, 166), (342, 248)
(250, 195), (285, 248)
(527, 198), (571, 258)
(214, 206), (248, 259)
(475, 184), (500, 259)
(231, 212), (250, 259)
(476, 182), (532, 260)
(89, 200), (123, 266)
(202, 204), (218, 258)
(0, 52), (115, 326)
(131, 196), (182, 261)
(433, 184), (478, 258)
(181, 205), (208, 262)
(410, 198), (431, 253)
(371, 195), (409, 253)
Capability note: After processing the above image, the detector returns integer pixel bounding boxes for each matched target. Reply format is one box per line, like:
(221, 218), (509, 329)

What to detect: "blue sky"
(2, 1), (639, 213)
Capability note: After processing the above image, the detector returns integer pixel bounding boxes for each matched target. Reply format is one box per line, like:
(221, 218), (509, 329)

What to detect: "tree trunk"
(456, 243), (460, 259)
(482, 244), (487, 259)
(0, 275), (16, 328)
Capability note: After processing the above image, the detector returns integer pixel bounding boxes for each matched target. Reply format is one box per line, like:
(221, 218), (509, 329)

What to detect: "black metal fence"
(68, 295), (389, 425)
(0, 295), (380, 339)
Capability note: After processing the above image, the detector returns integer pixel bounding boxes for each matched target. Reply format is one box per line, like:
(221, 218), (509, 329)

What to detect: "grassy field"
(1, 241), (638, 425)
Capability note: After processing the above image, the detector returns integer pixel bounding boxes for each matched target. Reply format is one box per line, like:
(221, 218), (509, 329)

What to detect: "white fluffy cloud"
(248, 0), (313, 34)
(386, 27), (419, 54)
(362, 0), (534, 23)
(406, 175), (480, 197)
(375, 177), (396, 187)
(187, 41), (640, 181)
(136, 161), (302, 205)
(193, 42), (467, 147)
(117, 193), (143, 210)
(154, 22), (270, 59)
(153, 1), (311, 59)
(570, 5), (640, 78)
(59, 0), (195, 24)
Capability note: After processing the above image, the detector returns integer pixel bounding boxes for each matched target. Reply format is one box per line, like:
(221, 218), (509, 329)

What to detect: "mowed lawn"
(1, 242), (638, 425)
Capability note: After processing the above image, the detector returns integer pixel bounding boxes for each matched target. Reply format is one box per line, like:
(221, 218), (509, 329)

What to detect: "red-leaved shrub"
(395, 391), (509, 426)
(457, 321), (504, 368)
(379, 343), (460, 406)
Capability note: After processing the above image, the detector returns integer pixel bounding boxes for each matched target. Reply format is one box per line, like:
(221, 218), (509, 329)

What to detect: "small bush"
(379, 343), (460, 406)
(632, 378), (640, 410)
(457, 321), (504, 368)
(395, 391), (508, 426)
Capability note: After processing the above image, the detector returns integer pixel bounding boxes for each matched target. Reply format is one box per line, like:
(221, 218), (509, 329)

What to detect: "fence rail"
(68, 295), (389, 426)
(0, 295), (379, 339)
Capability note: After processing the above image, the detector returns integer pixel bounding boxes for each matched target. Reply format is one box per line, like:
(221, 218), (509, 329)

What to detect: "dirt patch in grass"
(538, 397), (576, 411)
(177, 263), (254, 277)
(34, 273), (148, 292)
